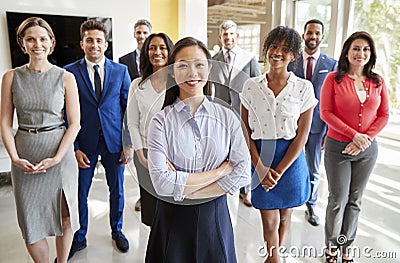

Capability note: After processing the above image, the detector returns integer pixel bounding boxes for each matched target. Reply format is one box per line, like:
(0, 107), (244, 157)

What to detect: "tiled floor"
(1, 136), (399, 263)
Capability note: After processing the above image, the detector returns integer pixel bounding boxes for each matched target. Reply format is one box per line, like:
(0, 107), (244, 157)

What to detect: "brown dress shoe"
(134, 198), (141, 211)
(239, 193), (252, 207)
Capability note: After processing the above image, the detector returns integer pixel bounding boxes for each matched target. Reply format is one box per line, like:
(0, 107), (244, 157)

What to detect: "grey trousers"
(324, 136), (378, 250)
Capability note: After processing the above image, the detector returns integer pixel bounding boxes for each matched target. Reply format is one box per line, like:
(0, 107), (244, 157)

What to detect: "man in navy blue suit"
(288, 19), (337, 226)
(65, 19), (132, 259)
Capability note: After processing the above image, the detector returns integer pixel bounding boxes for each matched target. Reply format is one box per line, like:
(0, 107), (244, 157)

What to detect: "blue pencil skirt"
(251, 139), (311, 210)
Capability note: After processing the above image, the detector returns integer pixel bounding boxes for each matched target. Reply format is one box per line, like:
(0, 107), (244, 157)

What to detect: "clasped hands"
(257, 164), (282, 192)
(13, 157), (60, 174)
(342, 133), (372, 156)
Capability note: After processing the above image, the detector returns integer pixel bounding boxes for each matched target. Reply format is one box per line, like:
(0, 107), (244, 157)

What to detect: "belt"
(18, 124), (64, 134)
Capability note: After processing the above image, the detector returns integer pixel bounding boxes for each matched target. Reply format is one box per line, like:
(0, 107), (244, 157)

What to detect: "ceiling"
(208, 0), (267, 28)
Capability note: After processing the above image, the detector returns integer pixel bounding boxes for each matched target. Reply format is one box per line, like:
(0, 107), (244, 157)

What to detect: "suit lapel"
(215, 51), (230, 79)
(295, 56), (305, 78)
(230, 48), (251, 80)
(78, 59), (97, 101)
(103, 58), (112, 99)
(133, 50), (140, 77)
(230, 48), (244, 80)
(312, 54), (328, 82)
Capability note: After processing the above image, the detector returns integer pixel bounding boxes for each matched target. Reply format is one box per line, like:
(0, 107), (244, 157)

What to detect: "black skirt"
(134, 150), (157, 226)
(145, 195), (237, 263)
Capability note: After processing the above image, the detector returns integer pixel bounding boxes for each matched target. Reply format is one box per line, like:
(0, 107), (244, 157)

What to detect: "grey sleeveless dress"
(11, 65), (79, 244)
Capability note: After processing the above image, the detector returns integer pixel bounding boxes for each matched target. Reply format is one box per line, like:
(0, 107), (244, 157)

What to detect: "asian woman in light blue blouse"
(145, 37), (250, 263)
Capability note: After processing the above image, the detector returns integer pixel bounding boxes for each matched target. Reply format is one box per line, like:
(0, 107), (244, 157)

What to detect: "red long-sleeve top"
(320, 72), (389, 142)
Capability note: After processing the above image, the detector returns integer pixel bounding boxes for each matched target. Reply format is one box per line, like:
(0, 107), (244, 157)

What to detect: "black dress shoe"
(112, 231), (129, 253)
(68, 239), (87, 260)
(305, 207), (320, 226)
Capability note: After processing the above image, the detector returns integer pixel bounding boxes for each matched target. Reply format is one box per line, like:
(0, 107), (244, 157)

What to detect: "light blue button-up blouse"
(147, 97), (251, 202)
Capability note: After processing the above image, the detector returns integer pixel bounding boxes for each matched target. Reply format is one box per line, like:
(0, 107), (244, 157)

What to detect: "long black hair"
(335, 31), (381, 86)
(162, 37), (212, 109)
(139, 33), (174, 84)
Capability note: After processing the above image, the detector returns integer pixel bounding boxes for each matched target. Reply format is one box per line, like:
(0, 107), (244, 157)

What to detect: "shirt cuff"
(173, 171), (189, 201)
(217, 176), (240, 195)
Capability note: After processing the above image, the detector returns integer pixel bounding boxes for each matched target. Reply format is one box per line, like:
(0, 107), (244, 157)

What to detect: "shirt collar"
(223, 46), (237, 56)
(173, 96), (211, 114)
(303, 49), (320, 61)
(135, 48), (141, 57)
(85, 57), (106, 69)
(261, 72), (297, 84)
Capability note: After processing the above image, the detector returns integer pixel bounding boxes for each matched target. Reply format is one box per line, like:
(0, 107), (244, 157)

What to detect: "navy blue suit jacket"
(65, 58), (131, 155)
(288, 54), (337, 134)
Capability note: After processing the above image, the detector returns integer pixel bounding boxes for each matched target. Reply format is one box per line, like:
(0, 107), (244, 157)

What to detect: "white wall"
(0, 0), (151, 75)
(178, 0), (207, 43)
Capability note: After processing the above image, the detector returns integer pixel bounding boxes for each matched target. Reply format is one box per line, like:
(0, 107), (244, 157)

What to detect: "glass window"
(237, 24), (260, 58)
(353, 0), (400, 108)
(295, 0), (332, 54)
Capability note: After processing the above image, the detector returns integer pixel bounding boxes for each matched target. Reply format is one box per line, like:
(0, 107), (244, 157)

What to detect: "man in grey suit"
(288, 19), (337, 226)
(119, 19), (152, 81)
(211, 20), (261, 207)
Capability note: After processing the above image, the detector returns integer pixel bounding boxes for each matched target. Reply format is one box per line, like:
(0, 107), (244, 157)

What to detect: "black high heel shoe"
(325, 250), (338, 263)
(342, 256), (354, 262)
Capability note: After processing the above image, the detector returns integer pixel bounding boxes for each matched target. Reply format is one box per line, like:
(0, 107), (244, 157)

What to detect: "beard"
(305, 40), (320, 51)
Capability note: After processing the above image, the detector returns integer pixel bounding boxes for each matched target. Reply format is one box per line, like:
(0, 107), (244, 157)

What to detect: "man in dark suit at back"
(65, 19), (132, 259)
(288, 19), (337, 226)
(211, 20), (261, 207)
(119, 19), (152, 81)
(119, 19), (152, 212)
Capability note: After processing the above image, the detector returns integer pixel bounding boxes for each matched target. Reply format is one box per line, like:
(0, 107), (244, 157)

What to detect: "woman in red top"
(320, 31), (389, 263)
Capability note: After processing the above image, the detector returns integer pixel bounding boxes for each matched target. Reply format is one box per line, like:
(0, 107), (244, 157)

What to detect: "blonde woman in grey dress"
(0, 17), (80, 263)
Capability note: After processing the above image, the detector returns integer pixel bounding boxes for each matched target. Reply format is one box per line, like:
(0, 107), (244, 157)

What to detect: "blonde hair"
(16, 17), (56, 54)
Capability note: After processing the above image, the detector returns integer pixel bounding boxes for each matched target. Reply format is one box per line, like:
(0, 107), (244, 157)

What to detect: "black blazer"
(119, 50), (140, 81)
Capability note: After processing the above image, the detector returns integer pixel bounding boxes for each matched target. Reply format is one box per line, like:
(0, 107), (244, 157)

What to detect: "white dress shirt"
(85, 57), (105, 91)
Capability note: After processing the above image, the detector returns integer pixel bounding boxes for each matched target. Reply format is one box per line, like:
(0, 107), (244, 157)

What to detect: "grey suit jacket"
(211, 47), (261, 115)
(288, 53), (337, 134)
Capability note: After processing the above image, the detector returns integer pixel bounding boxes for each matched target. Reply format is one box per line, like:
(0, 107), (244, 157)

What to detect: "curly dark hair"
(139, 33), (174, 84)
(162, 37), (212, 109)
(335, 31), (381, 86)
(262, 26), (302, 64)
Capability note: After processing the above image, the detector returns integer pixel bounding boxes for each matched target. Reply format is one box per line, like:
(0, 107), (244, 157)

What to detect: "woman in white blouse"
(126, 33), (173, 226)
(240, 26), (317, 263)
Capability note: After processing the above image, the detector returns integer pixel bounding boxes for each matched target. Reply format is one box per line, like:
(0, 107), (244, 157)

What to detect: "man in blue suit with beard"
(65, 19), (132, 259)
(288, 19), (337, 226)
